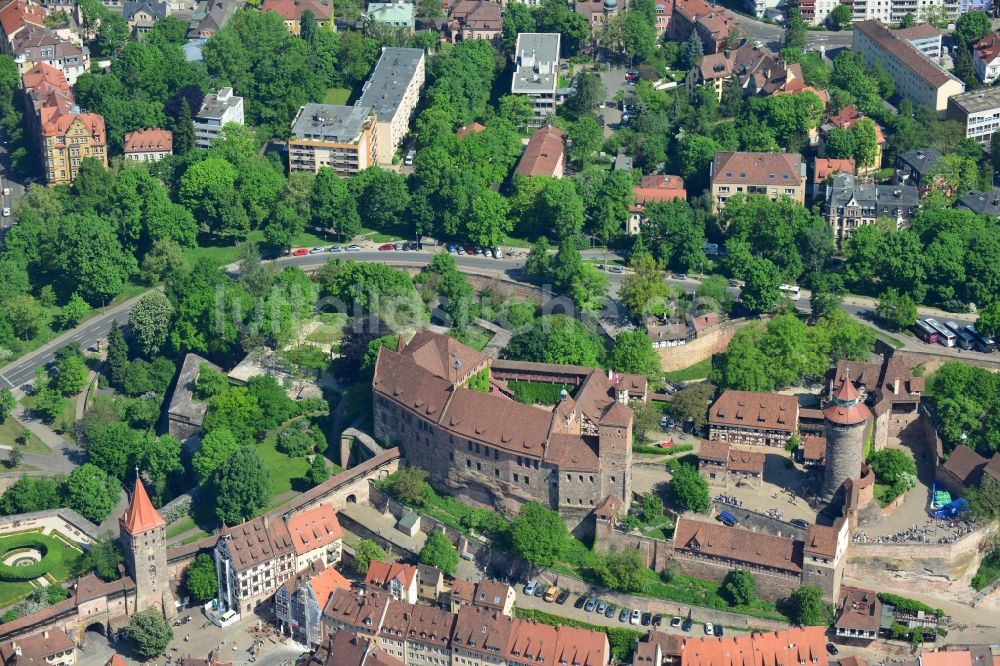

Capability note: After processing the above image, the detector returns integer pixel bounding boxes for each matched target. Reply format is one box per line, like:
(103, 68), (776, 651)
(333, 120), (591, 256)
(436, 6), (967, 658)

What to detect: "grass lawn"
(873, 482), (901, 508)
(306, 313), (348, 345)
(0, 581), (36, 606)
(449, 326), (492, 352)
(323, 87), (352, 105)
(165, 515), (197, 540)
(358, 223), (415, 244)
(874, 330), (905, 349)
(664, 357), (714, 382)
(0, 531), (81, 606)
(19, 390), (80, 438)
(256, 417), (344, 499)
(0, 417), (52, 455)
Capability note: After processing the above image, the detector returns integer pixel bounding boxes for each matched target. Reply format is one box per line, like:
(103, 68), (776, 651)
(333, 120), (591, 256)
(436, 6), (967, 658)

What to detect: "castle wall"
(669, 554), (801, 602)
(655, 317), (756, 372)
(0, 509), (99, 545)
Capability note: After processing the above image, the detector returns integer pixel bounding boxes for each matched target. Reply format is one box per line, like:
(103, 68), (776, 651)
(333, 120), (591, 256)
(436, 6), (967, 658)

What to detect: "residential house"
(123, 128), (172, 162)
(627, 175), (686, 234)
(511, 33), (560, 126)
(194, 87), (244, 148)
(574, 0), (621, 33)
(307, 630), (403, 666)
(819, 107), (885, 174)
(0, 0), (44, 52)
(447, 578), (515, 616)
(834, 587), (882, 641)
(812, 156), (855, 201)
(365, 562), (419, 604)
(955, 188), (1000, 219)
(677, 627), (829, 666)
(287, 103), (378, 175)
(285, 503), (343, 571)
(188, 1), (240, 42)
(514, 125), (565, 178)
(709, 151), (806, 213)
(260, 0), (332, 35)
(0, 628), (76, 666)
(274, 560), (350, 647)
(365, 2), (414, 32)
(708, 390), (799, 448)
(696, 439), (764, 487)
(895, 23), (943, 60)
(11, 30), (89, 85)
(357, 47), (425, 165)
(41, 111), (108, 186)
(823, 173), (918, 249)
(895, 148), (940, 189)
(445, 0), (501, 42)
(853, 20), (964, 112)
(947, 87), (1000, 146)
(123, 0), (169, 34)
(415, 565), (445, 604)
(20, 60), (72, 140)
(669, 0), (738, 55)
(973, 32), (1000, 84)
(687, 42), (773, 101)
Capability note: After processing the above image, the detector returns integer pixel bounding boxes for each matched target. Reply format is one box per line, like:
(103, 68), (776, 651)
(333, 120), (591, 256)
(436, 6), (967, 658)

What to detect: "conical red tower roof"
(825, 369), (869, 426)
(119, 478), (166, 534)
(832, 373), (861, 402)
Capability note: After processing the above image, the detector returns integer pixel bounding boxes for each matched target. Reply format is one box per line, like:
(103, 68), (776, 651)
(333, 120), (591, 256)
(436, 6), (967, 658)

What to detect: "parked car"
(605, 604), (617, 618)
(704, 623), (714, 635)
(641, 613), (652, 626)
(309, 246), (324, 254)
(404, 149), (416, 166)
(682, 619), (693, 632)
(660, 416), (668, 428)
(717, 511), (739, 527)
(608, 265), (624, 274)
(2, 207), (10, 217)
(556, 590), (570, 604)
(790, 518), (809, 528)
(533, 584), (546, 598)
(523, 580), (538, 596)
(559, 62), (569, 70)
(292, 248), (309, 256)
(670, 617), (682, 628)
(629, 609), (641, 625)
(447, 244), (457, 253)
(457, 246), (466, 255)
(574, 596), (587, 609)
(464, 245), (475, 254)
(715, 625), (724, 637)
(493, 248), (503, 259)
(346, 245), (361, 252)
(484, 249), (493, 258)
(378, 243), (395, 251)
(672, 273), (687, 280)
(394, 242), (404, 251)
(329, 245), (342, 252)
(826, 644), (839, 656)
(619, 608), (630, 623)
(584, 597), (597, 612)
(2, 187), (9, 195)
(544, 587), (559, 603)
(667, 419), (675, 429)
(651, 614), (662, 627)
(596, 601), (607, 614)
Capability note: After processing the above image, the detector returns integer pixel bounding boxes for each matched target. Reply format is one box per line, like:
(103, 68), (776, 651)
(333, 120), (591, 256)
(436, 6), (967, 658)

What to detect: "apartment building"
(707, 390), (799, 448)
(41, 113), (108, 185)
(445, 0), (501, 42)
(895, 23), (943, 60)
(260, 0), (332, 35)
(357, 47), (425, 165)
(670, 0), (738, 54)
(895, 147), (941, 187)
(0, 0), (45, 52)
(123, 0), (168, 34)
(798, 0), (840, 26)
(709, 151), (806, 213)
(287, 103), (378, 175)
(365, 2), (414, 31)
(123, 128), (172, 162)
(628, 174), (686, 234)
(365, 562), (418, 604)
(850, 0), (954, 26)
(11, 29), (89, 85)
(955, 188), (1000, 219)
(974, 32), (1000, 84)
(947, 87), (1000, 146)
(511, 33), (560, 127)
(0, 628), (76, 666)
(274, 561), (350, 647)
(824, 173), (919, 249)
(853, 20), (964, 112)
(194, 87), (245, 148)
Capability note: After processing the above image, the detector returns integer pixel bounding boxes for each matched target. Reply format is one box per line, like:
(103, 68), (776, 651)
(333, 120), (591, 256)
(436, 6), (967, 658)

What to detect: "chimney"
(43, 631), (49, 639)
(607, 369), (613, 381)
(893, 378), (899, 395)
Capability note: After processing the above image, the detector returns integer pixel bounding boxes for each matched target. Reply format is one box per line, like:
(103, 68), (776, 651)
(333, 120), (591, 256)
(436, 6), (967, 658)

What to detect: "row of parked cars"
(522, 580), (720, 634)
(290, 244), (362, 256)
(446, 244), (503, 259)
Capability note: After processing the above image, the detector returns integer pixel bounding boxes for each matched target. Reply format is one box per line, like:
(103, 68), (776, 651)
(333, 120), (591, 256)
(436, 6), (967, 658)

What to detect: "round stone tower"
(821, 370), (871, 502)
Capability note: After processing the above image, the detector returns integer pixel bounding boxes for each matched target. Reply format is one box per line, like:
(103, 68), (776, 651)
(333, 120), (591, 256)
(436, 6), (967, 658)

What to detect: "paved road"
(729, 10), (855, 53)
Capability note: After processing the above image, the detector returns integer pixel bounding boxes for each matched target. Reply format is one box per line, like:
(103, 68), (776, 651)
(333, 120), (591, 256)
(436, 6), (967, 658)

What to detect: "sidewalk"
(8, 404), (81, 475)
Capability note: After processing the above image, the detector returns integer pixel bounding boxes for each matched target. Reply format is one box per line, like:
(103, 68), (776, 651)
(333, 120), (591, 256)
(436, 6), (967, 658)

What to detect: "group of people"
(714, 494), (743, 508)
(853, 518), (976, 544)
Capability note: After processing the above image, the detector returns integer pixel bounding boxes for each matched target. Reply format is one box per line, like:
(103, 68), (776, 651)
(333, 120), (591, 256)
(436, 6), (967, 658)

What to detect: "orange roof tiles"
(0, 0), (45, 40)
(120, 478), (166, 534)
(366, 561), (417, 590)
(825, 371), (870, 426)
(124, 128), (173, 154)
(712, 152), (803, 188)
(814, 157), (856, 184)
(975, 32), (1000, 65)
(107, 656), (127, 666)
(21, 62), (68, 94)
(922, 652), (975, 666)
(309, 566), (350, 611)
(286, 503), (342, 555)
(261, 0), (332, 21)
(40, 112), (107, 144)
(514, 126), (565, 178)
(674, 517), (803, 574)
(709, 390), (798, 432)
(803, 523), (839, 558)
(456, 121), (486, 139)
(802, 435), (826, 462)
(632, 174), (687, 206)
(825, 106), (885, 143)
(679, 627), (828, 666)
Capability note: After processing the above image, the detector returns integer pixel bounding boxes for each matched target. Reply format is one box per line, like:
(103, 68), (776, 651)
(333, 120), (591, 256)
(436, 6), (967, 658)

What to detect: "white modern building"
(356, 47), (425, 165)
(194, 87), (245, 148)
(511, 33), (560, 127)
(947, 87), (1000, 146)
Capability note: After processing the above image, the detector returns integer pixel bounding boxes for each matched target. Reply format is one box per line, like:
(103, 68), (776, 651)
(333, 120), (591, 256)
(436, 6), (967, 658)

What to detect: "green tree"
(192, 427), (241, 483)
(420, 530), (459, 574)
(683, 32), (703, 68)
(385, 468), (430, 506)
(53, 344), (88, 396)
(128, 291), (174, 357)
(568, 116), (604, 168)
(598, 548), (646, 593)
(740, 257), (782, 314)
(350, 167), (410, 231)
(212, 446), (271, 524)
(74, 533), (123, 581)
(875, 288), (918, 330)
(788, 586), (828, 626)
(353, 539), (386, 574)
(171, 98), (196, 156)
(607, 331), (663, 388)
(565, 73), (606, 119)
(106, 321), (129, 390)
(669, 464), (709, 513)
(955, 10), (991, 45)
(6, 294), (46, 340)
(511, 502), (569, 567)
(467, 188), (512, 249)
(669, 383), (716, 432)
(184, 553), (219, 603)
(619, 254), (672, 319)
(721, 569), (756, 606)
(65, 463), (120, 523)
(504, 316), (605, 367)
(0, 389), (14, 424)
(828, 3), (852, 29)
(977, 300), (1000, 338)
(867, 448), (918, 486)
(694, 275), (734, 314)
(310, 167), (361, 240)
(641, 200), (706, 272)
(56, 213), (138, 304)
(900, 12), (916, 27)
(32, 388), (66, 425)
(54, 293), (91, 330)
(126, 608), (173, 659)
(784, 8), (808, 50)
(966, 475), (1000, 521)
(305, 454), (330, 485)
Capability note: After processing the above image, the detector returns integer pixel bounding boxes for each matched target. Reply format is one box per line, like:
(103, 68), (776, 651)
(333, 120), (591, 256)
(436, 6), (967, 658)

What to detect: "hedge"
(0, 534), (64, 582)
(508, 381), (574, 406)
(877, 592), (943, 617)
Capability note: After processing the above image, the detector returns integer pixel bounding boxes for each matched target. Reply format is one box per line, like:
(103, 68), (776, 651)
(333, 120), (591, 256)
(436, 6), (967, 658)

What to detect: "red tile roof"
(261, 0), (332, 21)
(712, 152), (803, 188)
(40, 113), (107, 145)
(855, 20), (959, 89)
(456, 121), (486, 139)
(802, 435), (826, 462)
(0, 0), (45, 40)
(825, 107), (885, 143)
(309, 566), (350, 611)
(120, 478), (166, 534)
(515, 126), (565, 178)
(679, 627), (828, 666)
(803, 523), (839, 558)
(709, 390), (798, 433)
(124, 128), (173, 154)
(825, 373), (870, 426)
(366, 561), (417, 590)
(632, 174), (687, 206)
(835, 586), (882, 634)
(975, 32), (1000, 65)
(21, 62), (68, 94)
(286, 503), (342, 555)
(727, 447), (764, 474)
(0, 628), (74, 662)
(698, 439), (729, 463)
(814, 157), (855, 184)
(673, 517), (803, 574)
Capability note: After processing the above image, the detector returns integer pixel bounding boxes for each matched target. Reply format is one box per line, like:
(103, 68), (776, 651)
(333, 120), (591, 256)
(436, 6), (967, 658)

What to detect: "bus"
(779, 284), (801, 301)
(966, 325), (996, 353)
(945, 321), (975, 350)
(913, 320), (940, 344)
(925, 319), (956, 347)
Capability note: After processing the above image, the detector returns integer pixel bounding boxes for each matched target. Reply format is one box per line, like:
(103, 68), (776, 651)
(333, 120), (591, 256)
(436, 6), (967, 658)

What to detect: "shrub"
(0, 534), (63, 581)
(277, 420), (326, 457)
(507, 380), (574, 405)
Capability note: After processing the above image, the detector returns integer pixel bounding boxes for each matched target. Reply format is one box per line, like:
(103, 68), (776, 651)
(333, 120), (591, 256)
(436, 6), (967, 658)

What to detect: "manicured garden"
(0, 532), (82, 605)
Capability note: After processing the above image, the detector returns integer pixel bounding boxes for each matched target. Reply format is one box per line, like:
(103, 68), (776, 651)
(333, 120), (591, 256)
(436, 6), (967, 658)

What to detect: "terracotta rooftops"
(456, 121), (486, 139)
(366, 561), (417, 590)
(802, 435), (826, 462)
(324, 588), (391, 628)
(803, 523), (839, 558)
(21, 62), (68, 94)
(697, 439), (729, 463)
(402, 329), (489, 384)
(673, 517), (803, 574)
(120, 478), (166, 534)
(514, 126), (565, 178)
(984, 452), (1000, 484)
(726, 448), (764, 474)
(712, 151), (803, 187)
(824, 107), (885, 143)
(286, 503), (342, 555)
(0, 0), (45, 39)
(975, 31), (1000, 64)
(261, 0), (332, 21)
(814, 157), (856, 184)
(308, 565), (350, 611)
(855, 20), (960, 89)
(835, 586), (882, 633)
(594, 494), (622, 520)
(678, 627), (828, 666)
(0, 627), (74, 662)
(40, 112), (106, 141)
(825, 371), (870, 426)
(124, 128), (172, 153)
(632, 175), (687, 205)
(921, 652), (976, 666)
(219, 515), (294, 572)
(709, 390), (798, 432)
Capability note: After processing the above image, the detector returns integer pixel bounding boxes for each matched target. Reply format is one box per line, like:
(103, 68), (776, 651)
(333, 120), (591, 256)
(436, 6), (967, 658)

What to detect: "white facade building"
(194, 87), (245, 148)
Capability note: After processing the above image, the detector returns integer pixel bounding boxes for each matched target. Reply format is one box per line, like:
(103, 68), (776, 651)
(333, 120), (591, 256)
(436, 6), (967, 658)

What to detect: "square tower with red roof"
(119, 478), (170, 615)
